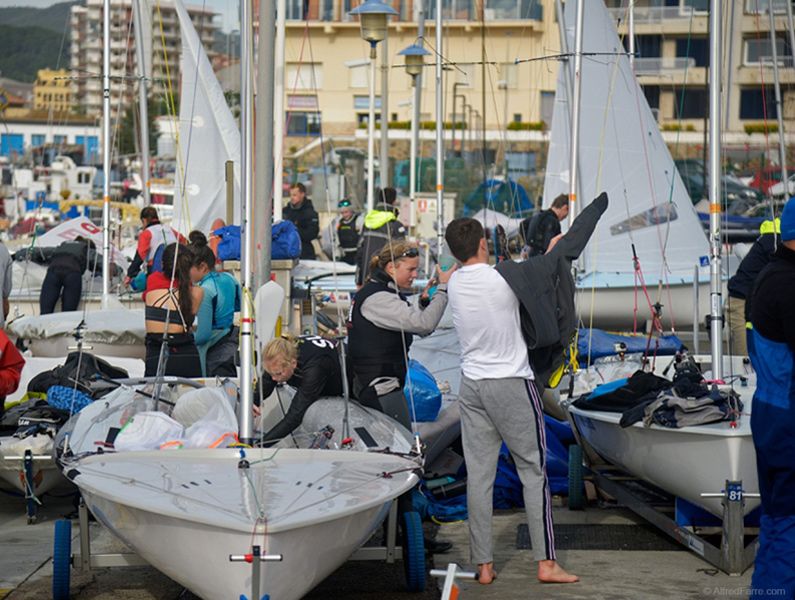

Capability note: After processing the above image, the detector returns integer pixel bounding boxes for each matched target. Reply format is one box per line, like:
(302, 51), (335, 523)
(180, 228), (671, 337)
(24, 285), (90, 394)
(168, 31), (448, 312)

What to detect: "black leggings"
(145, 332), (202, 377)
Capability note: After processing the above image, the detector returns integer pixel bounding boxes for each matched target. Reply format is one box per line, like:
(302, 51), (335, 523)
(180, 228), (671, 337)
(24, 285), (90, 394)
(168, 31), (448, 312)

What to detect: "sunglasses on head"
(339, 200), (352, 208)
(396, 247), (420, 259)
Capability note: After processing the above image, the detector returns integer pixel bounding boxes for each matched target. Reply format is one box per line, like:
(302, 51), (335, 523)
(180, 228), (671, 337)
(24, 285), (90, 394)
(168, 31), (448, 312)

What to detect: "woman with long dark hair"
(143, 243), (204, 377)
(189, 231), (241, 377)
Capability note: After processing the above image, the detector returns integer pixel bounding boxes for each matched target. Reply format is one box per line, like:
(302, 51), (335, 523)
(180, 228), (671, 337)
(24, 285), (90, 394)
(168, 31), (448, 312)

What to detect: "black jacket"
(727, 232), (777, 300)
(496, 192), (608, 385)
(283, 199), (320, 260)
(521, 209), (562, 257)
(260, 336), (342, 443)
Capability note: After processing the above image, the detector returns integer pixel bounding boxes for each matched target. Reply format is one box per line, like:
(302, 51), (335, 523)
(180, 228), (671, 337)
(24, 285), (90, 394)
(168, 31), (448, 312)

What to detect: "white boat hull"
(575, 275), (715, 331)
(67, 448), (419, 600)
(568, 405), (758, 518)
(0, 437), (64, 495)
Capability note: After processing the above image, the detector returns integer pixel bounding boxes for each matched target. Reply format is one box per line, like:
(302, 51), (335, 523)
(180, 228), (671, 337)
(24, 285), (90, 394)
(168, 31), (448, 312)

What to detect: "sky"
(0, 0), (239, 31)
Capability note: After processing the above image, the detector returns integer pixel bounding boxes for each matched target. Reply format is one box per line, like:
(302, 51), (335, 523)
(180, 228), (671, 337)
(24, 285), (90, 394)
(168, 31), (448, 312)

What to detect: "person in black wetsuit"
(258, 334), (343, 444)
(520, 193), (569, 257)
(39, 236), (101, 314)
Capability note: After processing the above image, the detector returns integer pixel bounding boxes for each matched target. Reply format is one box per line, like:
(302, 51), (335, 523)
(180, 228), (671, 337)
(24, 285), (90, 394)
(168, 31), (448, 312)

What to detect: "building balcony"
(633, 56), (697, 76)
(606, 6), (702, 24)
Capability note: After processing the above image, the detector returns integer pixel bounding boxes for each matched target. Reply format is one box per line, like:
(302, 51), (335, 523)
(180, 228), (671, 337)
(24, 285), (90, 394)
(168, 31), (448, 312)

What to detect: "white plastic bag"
(114, 411), (185, 452)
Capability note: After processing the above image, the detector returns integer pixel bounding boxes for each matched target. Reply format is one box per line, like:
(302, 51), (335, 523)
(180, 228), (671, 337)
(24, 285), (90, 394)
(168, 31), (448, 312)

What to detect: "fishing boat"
(558, 0), (758, 575)
(543, 0), (714, 331)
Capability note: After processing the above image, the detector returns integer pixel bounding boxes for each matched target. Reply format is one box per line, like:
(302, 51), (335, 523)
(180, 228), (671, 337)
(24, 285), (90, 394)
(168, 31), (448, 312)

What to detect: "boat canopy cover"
(7, 308), (145, 345)
(577, 328), (683, 363)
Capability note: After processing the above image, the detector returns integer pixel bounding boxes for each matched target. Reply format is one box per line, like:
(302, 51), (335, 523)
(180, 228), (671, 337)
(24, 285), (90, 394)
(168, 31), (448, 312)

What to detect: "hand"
(253, 404), (261, 417)
(545, 234), (564, 254)
(421, 278), (437, 299)
(124, 276), (132, 287)
(436, 262), (458, 284)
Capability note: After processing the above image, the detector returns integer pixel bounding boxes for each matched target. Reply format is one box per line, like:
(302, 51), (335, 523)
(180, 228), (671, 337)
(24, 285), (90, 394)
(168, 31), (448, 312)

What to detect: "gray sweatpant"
(459, 376), (555, 564)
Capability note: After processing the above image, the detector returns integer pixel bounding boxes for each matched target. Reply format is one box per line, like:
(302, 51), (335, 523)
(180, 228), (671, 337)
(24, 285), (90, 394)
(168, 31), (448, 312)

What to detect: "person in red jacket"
(0, 328), (25, 421)
(124, 207), (186, 287)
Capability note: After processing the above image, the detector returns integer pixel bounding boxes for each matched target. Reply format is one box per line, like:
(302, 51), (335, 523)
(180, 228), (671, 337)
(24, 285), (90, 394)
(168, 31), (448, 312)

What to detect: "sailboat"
(559, 0), (758, 575)
(543, 0), (714, 331)
(53, 2), (422, 598)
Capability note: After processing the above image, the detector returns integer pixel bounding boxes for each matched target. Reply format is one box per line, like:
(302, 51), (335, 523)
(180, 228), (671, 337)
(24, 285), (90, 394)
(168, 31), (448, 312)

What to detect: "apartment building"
(33, 69), (74, 114)
(605, 0), (794, 143)
(280, 0), (552, 129)
(271, 0), (792, 165)
(69, 0), (219, 118)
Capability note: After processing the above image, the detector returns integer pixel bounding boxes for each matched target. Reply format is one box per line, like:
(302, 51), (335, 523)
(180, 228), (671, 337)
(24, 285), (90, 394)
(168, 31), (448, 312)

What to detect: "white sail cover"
(543, 0), (709, 278)
(172, 0), (240, 234)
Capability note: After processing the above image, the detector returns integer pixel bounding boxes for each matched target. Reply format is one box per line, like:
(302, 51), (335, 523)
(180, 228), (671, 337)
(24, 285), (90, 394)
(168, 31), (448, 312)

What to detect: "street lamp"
(452, 82), (465, 156)
(398, 43), (430, 214)
(349, 0), (398, 211)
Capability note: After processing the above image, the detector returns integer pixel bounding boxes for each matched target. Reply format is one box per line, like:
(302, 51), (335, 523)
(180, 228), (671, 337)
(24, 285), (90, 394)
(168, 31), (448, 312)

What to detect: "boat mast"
(133, 0), (150, 205)
(410, 0), (425, 220)
(708, 0), (723, 379)
(273, 0), (285, 222)
(767, 0), (789, 191)
(567, 0), (584, 228)
(239, 0), (255, 443)
(435, 0), (444, 253)
(101, 0), (111, 299)
(255, 0), (275, 288)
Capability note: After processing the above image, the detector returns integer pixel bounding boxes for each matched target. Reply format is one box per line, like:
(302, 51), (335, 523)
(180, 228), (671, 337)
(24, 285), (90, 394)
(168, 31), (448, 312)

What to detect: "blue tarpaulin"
(577, 328), (684, 363)
(461, 178), (534, 217)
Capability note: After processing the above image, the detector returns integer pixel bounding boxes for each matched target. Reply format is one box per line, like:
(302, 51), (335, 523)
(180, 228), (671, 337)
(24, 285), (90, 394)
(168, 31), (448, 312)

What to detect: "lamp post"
(398, 44), (430, 218)
(349, 0), (398, 212)
(454, 91), (466, 157)
(452, 82), (464, 156)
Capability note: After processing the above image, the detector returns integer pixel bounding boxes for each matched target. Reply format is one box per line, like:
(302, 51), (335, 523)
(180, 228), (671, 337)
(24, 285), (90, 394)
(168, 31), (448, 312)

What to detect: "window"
(505, 151), (536, 178)
(357, 113), (382, 125)
(674, 88), (707, 119)
(354, 96), (382, 110)
(624, 35), (662, 58)
(31, 134), (46, 147)
(498, 63), (518, 89)
(676, 37), (709, 67)
(320, 0), (333, 20)
(643, 85), (660, 110)
(286, 111), (321, 135)
(513, 113), (522, 122)
(540, 91), (554, 128)
(286, 0), (307, 20)
(482, 0), (542, 20)
(286, 62), (322, 91)
(680, 0), (708, 14)
(427, 0), (474, 20)
(54, 135), (67, 145)
(348, 63), (369, 89)
(740, 87), (777, 119)
(745, 0), (789, 14)
(744, 36), (792, 67)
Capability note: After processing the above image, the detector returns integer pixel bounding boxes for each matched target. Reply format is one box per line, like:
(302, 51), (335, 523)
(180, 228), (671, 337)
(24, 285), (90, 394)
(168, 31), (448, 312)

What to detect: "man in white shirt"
(445, 216), (578, 585)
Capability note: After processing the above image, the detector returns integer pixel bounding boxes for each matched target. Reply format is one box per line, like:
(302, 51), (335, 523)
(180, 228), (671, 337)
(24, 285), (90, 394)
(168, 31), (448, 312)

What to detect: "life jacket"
(337, 213), (361, 250)
(145, 223), (178, 265)
(346, 268), (413, 371)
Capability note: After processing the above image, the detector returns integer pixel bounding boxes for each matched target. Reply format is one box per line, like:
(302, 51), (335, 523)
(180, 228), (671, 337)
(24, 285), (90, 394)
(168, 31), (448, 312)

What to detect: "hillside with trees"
(0, 24), (68, 83)
(0, 2), (76, 33)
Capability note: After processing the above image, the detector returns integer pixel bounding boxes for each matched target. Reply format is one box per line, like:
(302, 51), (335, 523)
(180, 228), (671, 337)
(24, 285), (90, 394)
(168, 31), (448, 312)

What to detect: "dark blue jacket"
(749, 243), (795, 516)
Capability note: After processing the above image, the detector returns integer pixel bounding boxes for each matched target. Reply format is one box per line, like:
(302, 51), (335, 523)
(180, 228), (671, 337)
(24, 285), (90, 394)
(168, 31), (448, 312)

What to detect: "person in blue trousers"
(748, 197), (795, 596)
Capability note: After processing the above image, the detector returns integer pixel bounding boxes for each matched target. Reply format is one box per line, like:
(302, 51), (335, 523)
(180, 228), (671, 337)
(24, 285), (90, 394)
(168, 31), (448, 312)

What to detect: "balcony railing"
(606, 6), (699, 23)
(633, 56), (697, 75)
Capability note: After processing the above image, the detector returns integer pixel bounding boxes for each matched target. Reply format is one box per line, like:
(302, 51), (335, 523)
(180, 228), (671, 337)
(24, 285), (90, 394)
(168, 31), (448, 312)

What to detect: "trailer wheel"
(53, 519), (71, 600)
(402, 511), (426, 592)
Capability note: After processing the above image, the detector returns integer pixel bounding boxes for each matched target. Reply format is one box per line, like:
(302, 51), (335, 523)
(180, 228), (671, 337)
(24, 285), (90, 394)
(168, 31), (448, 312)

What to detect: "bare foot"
(477, 563), (498, 585)
(537, 560), (579, 583)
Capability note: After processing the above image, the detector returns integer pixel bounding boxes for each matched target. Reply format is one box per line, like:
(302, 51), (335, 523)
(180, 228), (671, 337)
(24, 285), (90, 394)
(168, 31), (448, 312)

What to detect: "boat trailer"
(568, 444), (760, 576)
